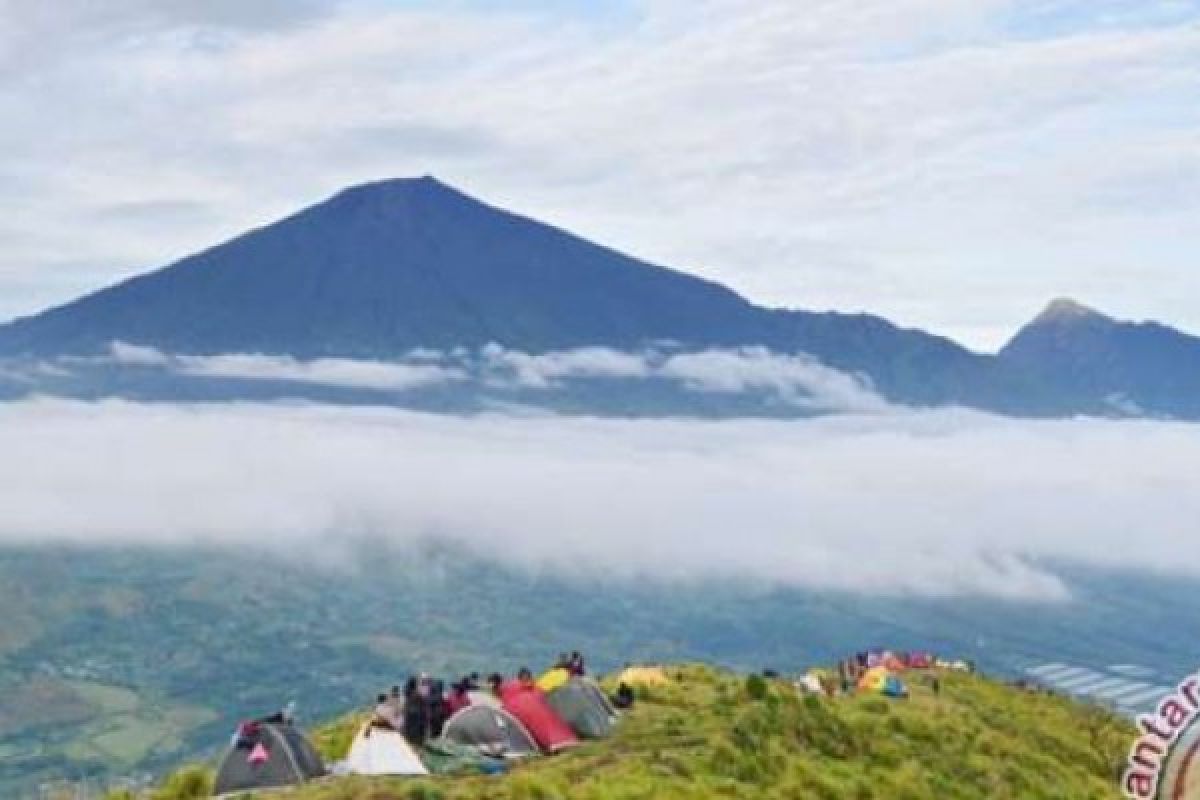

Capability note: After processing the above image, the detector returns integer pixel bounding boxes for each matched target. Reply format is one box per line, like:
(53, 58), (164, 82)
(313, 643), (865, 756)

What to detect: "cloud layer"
(103, 341), (889, 412)
(4, 397), (1196, 602)
(0, 1), (1196, 348)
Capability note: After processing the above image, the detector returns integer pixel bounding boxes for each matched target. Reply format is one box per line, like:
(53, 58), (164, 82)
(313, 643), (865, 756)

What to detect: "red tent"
(909, 652), (935, 669)
(499, 681), (578, 753)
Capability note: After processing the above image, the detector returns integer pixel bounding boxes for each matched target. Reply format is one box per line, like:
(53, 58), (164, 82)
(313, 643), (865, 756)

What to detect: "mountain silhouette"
(0, 177), (1195, 416)
(1000, 298), (1200, 417)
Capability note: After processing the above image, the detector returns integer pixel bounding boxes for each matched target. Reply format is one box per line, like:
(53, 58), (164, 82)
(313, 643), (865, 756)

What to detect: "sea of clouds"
(103, 341), (891, 413)
(2, 388), (1195, 603)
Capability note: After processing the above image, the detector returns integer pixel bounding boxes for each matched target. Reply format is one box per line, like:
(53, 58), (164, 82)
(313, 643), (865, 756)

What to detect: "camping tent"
(467, 689), (502, 709)
(857, 667), (908, 698)
(421, 739), (508, 776)
(499, 681), (578, 753)
(213, 723), (325, 796)
(908, 652), (935, 669)
(797, 672), (824, 695)
(616, 666), (668, 687)
(537, 668), (571, 692)
(440, 705), (539, 759)
(577, 677), (619, 718)
(344, 724), (428, 776)
(546, 678), (616, 739)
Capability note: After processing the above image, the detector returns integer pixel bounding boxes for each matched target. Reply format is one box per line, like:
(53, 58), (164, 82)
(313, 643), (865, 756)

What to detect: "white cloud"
(659, 347), (888, 413)
(481, 344), (653, 389)
(0, 1), (1196, 349)
(101, 341), (890, 411)
(473, 344), (890, 412)
(109, 341), (171, 367)
(108, 342), (464, 391)
(1, 398), (1196, 602)
(175, 353), (463, 392)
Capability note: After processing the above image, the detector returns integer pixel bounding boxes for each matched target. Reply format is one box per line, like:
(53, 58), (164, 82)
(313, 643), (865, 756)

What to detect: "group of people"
(552, 651), (587, 676)
(370, 675), (453, 746)
(370, 651), (593, 747)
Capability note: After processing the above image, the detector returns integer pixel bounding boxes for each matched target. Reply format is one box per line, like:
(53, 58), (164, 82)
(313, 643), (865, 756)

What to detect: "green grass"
(127, 664), (1135, 800)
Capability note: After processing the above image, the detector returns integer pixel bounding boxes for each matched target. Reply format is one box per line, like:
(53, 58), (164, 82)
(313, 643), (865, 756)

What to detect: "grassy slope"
(127, 664), (1134, 800)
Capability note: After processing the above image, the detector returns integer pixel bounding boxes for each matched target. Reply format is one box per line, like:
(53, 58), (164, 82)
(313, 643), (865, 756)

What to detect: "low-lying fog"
(2, 396), (1194, 601)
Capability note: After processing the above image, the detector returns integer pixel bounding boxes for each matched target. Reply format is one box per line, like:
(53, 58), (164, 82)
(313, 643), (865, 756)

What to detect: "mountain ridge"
(0, 176), (1196, 418)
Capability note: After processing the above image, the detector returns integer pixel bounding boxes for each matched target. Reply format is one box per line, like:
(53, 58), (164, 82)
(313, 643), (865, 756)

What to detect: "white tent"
(797, 672), (824, 694)
(345, 725), (428, 776)
(467, 690), (502, 709)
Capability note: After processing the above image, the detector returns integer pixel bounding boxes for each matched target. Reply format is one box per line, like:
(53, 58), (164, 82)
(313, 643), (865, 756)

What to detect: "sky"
(2, 396), (1197, 601)
(0, 0), (1197, 350)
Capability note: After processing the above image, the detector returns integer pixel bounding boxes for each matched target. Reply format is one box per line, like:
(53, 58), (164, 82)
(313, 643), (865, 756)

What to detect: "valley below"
(0, 546), (1193, 796)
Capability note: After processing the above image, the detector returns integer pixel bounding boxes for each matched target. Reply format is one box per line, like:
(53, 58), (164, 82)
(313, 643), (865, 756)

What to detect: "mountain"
(999, 298), (1200, 417)
(0, 177), (768, 357)
(0, 177), (999, 409)
(134, 664), (1133, 800)
(0, 176), (1196, 417)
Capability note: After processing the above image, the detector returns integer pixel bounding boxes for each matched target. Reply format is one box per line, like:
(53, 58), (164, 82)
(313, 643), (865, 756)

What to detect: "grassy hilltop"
(121, 664), (1134, 800)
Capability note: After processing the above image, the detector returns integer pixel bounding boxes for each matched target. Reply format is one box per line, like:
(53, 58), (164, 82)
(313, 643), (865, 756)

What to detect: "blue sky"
(0, 0), (1196, 350)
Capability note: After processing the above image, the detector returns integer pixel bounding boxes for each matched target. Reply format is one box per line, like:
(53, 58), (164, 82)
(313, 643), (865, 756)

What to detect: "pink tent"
(499, 681), (578, 753)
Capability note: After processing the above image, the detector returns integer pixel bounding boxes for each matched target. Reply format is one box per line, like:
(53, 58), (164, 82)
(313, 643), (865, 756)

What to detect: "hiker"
(568, 651), (586, 676)
(487, 673), (504, 697)
(373, 693), (400, 731)
(429, 679), (449, 737)
(446, 680), (471, 716)
(388, 685), (403, 719)
(403, 681), (430, 746)
(517, 667), (535, 689)
(467, 672), (481, 690)
(613, 682), (635, 710)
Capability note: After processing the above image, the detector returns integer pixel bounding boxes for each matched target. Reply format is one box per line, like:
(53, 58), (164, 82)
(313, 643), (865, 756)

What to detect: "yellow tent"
(857, 666), (908, 698)
(857, 667), (890, 691)
(537, 667), (571, 692)
(616, 666), (668, 687)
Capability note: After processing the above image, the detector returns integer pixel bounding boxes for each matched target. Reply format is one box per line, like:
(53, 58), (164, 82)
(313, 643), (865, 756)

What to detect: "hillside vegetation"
(122, 664), (1134, 800)
(5, 549), (1189, 798)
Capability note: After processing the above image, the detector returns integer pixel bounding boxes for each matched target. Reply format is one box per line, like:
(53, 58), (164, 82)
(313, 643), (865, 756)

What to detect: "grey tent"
(546, 678), (616, 739)
(578, 677), (619, 718)
(213, 723), (326, 796)
(439, 705), (539, 759)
